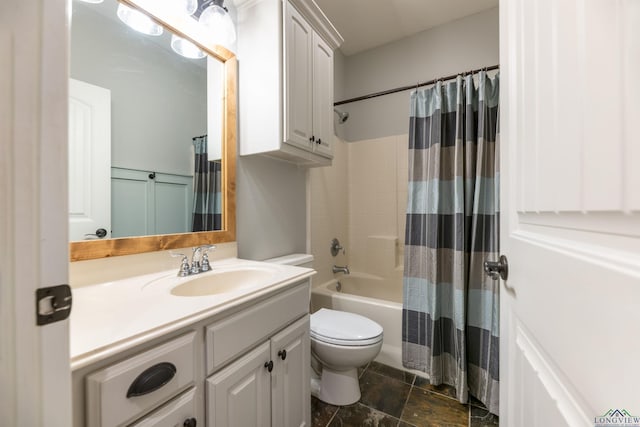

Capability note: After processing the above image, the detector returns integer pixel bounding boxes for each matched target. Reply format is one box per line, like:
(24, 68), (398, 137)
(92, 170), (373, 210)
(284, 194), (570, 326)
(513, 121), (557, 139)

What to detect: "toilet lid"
(310, 308), (383, 346)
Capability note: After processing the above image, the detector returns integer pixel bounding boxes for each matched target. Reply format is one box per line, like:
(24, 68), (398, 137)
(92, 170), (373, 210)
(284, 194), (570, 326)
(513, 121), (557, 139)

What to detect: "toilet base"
(317, 367), (361, 406)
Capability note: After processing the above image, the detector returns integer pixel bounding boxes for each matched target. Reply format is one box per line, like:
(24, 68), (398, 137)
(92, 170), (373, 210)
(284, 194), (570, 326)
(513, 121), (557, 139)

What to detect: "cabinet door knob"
(264, 360), (274, 372)
(316, 138), (322, 145)
(183, 417), (197, 427)
(309, 135), (315, 142)
(278, 349), (287, 360)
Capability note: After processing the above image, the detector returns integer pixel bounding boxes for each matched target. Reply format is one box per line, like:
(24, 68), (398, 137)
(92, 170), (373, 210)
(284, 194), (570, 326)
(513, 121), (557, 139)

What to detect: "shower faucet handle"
(330, 238), (345, 257)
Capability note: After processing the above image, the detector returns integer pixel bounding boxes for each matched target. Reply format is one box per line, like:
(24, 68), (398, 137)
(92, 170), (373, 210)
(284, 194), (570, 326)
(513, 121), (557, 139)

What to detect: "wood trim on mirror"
(70, 2), (237, 262)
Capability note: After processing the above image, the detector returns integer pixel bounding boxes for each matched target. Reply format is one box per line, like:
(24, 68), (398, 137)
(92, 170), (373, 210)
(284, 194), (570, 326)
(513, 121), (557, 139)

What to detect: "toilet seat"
(310, 308), (383, 346)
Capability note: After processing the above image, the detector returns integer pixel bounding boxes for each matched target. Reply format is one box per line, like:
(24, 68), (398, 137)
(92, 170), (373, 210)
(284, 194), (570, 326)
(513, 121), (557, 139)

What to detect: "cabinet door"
(270, 316), (310, 427)
(311, 33), (333, 159)
(284, 1), (313, 151)
(206, 341), (271, 427)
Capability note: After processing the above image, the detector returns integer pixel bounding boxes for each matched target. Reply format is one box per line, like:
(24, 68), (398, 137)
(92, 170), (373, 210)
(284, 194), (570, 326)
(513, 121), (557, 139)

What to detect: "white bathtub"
(311, 272), (424, 376)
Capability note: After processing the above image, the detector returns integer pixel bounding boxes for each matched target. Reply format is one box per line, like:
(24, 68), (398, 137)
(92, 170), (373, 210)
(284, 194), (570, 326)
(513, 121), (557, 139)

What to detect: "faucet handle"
(200, 246), (216, 272)
(169, 252), (190, 277)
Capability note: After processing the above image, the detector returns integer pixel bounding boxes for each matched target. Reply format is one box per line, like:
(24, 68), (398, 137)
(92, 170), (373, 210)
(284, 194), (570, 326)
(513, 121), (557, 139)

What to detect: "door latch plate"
(36, 284), (72, 326)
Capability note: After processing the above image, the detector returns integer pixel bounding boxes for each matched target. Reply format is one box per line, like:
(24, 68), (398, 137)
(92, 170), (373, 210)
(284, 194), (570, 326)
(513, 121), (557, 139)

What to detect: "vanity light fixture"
(171, 34), (206, 59)
(199, 0), (236, 48)
(179, 0), (198, 16)
(116, 3), (164, 36)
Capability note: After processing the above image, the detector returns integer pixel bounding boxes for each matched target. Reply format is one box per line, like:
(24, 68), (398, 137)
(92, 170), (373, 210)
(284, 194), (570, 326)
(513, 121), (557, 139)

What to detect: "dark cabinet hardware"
(183, 417), (197, 427)
(309, 135), (315, 142)
(278, 350), (287, 360)
(264, 360), (274, 372)
(126, 362), (176, 398)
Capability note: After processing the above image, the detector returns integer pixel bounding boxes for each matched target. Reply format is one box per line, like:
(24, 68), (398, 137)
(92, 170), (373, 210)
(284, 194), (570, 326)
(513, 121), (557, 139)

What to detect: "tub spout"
(332, 265), (350, 275)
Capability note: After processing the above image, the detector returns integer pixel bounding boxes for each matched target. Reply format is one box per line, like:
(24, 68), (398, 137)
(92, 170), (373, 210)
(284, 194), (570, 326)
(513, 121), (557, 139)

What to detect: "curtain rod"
(334, 64), (499, 106)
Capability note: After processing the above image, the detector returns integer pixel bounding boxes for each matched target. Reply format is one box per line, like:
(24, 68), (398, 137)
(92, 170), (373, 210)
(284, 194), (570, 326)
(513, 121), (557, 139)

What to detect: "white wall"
(70, 2), (207, 176)
(237, 156), (307, 260)
(337, 8), (499, 141)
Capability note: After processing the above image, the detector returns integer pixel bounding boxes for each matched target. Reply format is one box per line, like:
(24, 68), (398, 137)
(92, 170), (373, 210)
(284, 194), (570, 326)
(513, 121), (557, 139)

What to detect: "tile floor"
(311, 361), (499, 427)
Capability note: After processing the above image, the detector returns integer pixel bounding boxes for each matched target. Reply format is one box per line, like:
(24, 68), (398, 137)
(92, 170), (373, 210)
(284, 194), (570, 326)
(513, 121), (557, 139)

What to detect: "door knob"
(278, 349), (287, 360)
(84, 228), (107, 239)
(484, 255), (508, 281)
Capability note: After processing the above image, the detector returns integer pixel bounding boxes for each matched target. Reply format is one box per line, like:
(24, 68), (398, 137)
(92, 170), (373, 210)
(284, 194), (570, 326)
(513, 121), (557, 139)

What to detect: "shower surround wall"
(309, 135), (407, 288)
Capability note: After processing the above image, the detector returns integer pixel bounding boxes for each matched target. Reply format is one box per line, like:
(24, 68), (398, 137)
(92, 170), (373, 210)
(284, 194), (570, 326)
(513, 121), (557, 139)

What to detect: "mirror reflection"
(69, 0), (223, 242)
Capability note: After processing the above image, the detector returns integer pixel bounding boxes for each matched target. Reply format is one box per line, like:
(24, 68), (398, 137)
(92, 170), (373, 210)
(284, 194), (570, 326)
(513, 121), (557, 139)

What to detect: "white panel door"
(284, 1), (313, 151)
(0, 0), (71, 425)
(500, 0), (640, 425)
(270, 316), (310, 427)
(311, 33), (333, 159)
(68, 78), (111, 241)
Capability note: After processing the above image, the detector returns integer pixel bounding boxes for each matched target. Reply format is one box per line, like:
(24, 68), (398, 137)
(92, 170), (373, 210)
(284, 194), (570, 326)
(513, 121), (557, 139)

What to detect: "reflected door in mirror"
(69, 78), (111, 241)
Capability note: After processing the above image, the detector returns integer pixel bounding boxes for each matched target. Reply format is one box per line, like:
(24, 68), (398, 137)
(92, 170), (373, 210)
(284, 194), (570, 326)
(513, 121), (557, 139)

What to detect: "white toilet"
(265, 253), (384, 406)
(310, 308), (383, 405)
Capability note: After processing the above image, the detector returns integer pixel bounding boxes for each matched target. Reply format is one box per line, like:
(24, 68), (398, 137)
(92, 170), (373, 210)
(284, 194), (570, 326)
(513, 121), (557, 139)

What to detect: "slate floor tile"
(401, 388), (468, 427)
(359, 370), (412, 419)
(328, 403), (400, 427)
(412, 376), (458, 400)
(312, 396), (339, 426)
(367, 361), (416, 385)
(470, 405), (499, 427)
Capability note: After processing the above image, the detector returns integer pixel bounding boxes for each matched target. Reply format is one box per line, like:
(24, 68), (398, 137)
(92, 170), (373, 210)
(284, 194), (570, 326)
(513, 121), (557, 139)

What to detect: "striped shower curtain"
(192, 136), (222, 231)
(402, 72), (500, 415)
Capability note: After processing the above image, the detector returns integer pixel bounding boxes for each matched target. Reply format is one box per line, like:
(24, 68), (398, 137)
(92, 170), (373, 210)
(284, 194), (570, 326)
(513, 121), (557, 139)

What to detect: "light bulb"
(171, 34), (206, 59)
(177, 0), (198, 16)
(116, 3), (163, 36)
(198, 3), (236, 47)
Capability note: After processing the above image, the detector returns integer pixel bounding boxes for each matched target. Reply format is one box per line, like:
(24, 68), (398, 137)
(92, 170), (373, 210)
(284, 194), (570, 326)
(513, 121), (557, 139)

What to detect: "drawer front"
(205, 281), (309, 374)
(129, 387), (198, 427)
(86, 332), (197, 427)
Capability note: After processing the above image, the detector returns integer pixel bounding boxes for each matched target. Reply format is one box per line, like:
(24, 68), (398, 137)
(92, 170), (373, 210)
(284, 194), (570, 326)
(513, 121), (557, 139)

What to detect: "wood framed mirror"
(70, 0), (236, 262)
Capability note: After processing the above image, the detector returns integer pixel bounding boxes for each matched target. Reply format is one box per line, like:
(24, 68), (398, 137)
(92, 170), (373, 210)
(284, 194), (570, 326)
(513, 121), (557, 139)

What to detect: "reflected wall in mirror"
(69, 0), (236, 262)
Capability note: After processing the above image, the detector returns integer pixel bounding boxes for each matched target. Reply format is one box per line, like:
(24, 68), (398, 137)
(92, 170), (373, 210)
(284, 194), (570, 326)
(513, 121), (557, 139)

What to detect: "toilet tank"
(264, 253), (314, 269)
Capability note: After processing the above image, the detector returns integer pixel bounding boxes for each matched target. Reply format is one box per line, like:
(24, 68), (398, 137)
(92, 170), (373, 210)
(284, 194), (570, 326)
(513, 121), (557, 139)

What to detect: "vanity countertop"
(70, 257), (314, 371)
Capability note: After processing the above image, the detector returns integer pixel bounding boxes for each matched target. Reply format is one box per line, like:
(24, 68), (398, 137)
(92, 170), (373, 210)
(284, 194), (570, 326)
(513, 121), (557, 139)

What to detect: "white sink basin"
(167, 266), (279, 297)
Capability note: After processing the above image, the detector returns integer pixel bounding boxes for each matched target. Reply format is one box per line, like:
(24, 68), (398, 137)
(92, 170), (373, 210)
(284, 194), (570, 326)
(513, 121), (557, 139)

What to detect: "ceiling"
(314, 0), (498, 56)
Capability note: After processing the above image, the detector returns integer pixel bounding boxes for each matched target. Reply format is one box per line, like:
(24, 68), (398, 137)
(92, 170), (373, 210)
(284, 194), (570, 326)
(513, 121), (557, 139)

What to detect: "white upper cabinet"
(311, 32), (333, 158)
(235, 0), (343, 167)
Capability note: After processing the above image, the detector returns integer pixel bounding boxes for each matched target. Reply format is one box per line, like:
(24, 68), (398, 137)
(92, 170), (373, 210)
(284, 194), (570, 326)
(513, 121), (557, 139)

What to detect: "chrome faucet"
(170, 245), (216, 276)
(332, 265), (350, 275)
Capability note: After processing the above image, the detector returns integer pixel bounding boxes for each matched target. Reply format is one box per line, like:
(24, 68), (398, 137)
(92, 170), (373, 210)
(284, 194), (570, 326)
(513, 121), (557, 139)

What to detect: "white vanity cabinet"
(205, 282), (310, 427)
(73, 279), (311, 427)
(207, 316), (310, 427)
(235, 0), (343, 167)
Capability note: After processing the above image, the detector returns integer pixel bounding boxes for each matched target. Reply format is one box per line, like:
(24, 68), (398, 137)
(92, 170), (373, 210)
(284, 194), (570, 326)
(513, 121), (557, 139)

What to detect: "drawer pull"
(126, 362), (177, 398)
